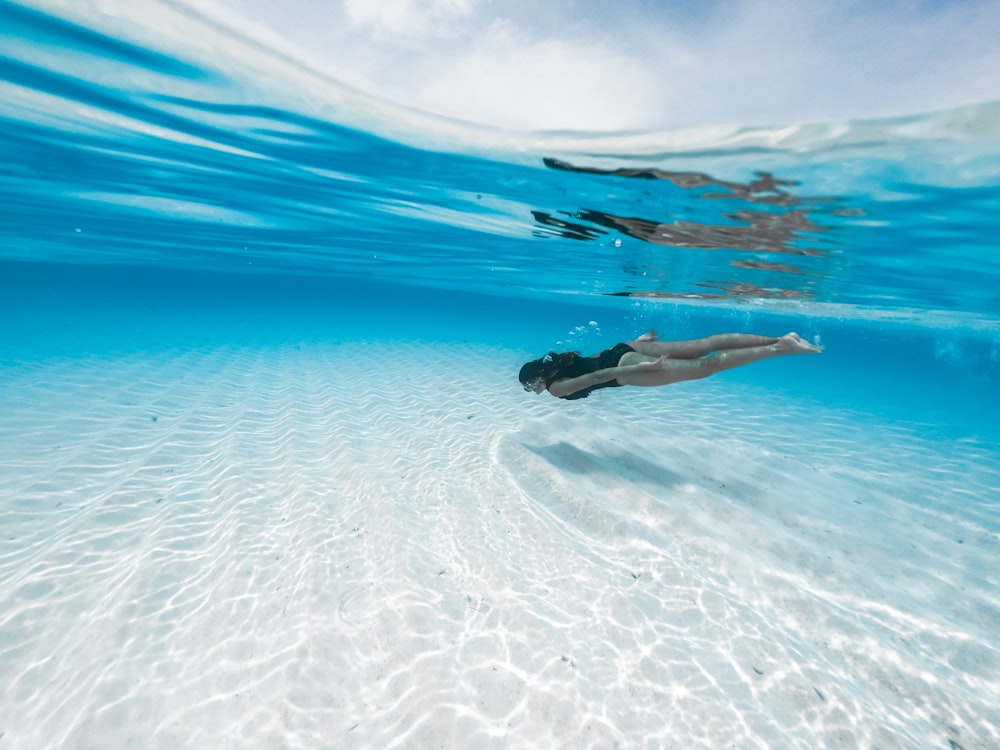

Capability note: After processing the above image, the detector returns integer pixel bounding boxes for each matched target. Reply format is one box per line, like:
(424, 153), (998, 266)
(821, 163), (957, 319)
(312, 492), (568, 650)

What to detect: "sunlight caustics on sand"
(1, 341), (996, 748)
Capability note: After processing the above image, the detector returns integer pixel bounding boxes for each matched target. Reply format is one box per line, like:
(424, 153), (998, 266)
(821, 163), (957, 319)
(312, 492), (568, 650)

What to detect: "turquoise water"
(3, 0), (999, 437)
(1, 1), (999, 747)
(4, 18), (999, 440)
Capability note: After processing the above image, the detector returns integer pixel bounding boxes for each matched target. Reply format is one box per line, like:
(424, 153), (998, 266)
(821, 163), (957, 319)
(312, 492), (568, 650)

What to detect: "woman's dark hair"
(519, 351), (580, 390)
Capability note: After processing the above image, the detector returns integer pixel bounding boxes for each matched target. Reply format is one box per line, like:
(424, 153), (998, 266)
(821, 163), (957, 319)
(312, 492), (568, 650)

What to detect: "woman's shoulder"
(548, 353), (595, 382)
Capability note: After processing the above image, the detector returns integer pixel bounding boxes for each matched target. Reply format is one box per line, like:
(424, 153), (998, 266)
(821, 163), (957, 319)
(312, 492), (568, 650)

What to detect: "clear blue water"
(1, 1), (999, 747)
(2, 2), (998, 437)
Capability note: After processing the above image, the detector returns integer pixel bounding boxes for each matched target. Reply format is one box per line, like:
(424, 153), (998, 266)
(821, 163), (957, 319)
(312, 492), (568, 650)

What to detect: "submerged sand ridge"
(0, 341), (997, 748)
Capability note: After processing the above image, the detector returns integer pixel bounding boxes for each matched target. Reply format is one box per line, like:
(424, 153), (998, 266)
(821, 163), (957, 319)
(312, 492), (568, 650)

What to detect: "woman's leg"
(618, 333), (822, 387)
(628, 330), (781, 359)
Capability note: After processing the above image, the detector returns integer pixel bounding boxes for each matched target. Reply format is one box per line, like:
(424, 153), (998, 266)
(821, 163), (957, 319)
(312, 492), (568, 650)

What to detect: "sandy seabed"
(0, 340), (997, 749)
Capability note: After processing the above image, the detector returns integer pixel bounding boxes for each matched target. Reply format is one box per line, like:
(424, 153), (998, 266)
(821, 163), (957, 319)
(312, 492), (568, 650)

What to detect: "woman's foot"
(635, 329), (659, 343)
(775, 332), (824, 354)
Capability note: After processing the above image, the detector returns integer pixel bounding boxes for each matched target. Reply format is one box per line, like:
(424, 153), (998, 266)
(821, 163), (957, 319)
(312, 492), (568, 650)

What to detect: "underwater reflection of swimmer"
(543, 157), (802, 205)
(519, 330), (822, 400)
(575, 208), (823, 256)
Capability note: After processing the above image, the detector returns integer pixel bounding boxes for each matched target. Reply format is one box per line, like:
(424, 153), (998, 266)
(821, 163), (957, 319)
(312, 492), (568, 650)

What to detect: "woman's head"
(519, 351), (577, 393)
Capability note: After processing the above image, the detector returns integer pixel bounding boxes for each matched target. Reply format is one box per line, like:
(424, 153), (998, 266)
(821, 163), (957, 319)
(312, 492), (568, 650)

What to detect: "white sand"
(0, 340), (997, 749)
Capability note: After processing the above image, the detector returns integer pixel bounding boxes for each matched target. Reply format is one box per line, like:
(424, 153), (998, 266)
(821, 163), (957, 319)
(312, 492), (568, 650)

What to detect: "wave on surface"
(2, 0), (999, 322)
(11, 0), (1000, 161)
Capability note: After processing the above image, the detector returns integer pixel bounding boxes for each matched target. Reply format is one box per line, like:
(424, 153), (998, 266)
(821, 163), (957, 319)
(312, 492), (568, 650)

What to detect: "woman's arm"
(547, 360), (663, 398)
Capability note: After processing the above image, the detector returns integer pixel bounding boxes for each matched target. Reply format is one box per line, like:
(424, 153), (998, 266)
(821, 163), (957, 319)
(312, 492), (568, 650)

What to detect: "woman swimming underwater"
(519, 330), (823, 400)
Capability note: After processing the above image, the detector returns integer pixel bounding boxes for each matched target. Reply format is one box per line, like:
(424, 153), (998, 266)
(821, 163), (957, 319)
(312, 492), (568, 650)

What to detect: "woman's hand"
(637, 354), (669, 370)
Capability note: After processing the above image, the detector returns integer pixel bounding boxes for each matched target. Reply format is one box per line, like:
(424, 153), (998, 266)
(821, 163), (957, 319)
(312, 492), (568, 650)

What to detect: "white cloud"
(342, 0), (477, 38)
(189, 0), (1000, 132)
(394, 19), (660, 131)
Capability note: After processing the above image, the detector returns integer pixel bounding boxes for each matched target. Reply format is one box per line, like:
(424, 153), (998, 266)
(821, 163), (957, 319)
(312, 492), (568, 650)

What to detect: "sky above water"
(187, 0), (1000, 131)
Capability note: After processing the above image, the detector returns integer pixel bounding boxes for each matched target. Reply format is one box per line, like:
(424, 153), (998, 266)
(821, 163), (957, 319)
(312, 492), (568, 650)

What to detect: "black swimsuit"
(547, 343), (635, 400)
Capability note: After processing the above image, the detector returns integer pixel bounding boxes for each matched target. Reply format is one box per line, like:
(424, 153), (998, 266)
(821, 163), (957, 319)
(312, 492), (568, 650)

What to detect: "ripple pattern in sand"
(0, 342), (997, 749)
